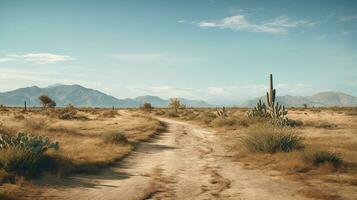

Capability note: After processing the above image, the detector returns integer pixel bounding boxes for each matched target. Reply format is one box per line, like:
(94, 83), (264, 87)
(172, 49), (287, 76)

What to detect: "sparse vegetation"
(302, 150), (342, 167)
(140, 102), (153, 113)
(0, 133), (59, 176)
(169, 98), (181, 113)
(38, 94), (56, 108)
(103, 132), (129, 144)
(101, 110), (119, 118)
(247, 74), (298, 127)
(241, 125), (303, 153)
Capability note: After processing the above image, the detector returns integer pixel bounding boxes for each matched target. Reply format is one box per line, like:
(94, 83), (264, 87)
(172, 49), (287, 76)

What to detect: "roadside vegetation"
(152, 75), (357, 199)
(0, 102), (165, 199)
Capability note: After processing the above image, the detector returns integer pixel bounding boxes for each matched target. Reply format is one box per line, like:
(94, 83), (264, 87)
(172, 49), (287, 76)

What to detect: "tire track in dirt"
(29, 117), (310, 200)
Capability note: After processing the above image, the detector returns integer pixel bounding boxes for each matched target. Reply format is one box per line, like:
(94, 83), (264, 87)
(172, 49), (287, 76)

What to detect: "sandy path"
(27, 118), (310, 200)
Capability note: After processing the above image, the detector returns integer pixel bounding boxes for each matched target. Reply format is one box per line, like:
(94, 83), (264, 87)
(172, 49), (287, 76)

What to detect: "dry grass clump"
(210, 116), (250, 128)
(57, 104), (89, 120)
(0, 148), (40, 177)
(103, 132), (129, 145)
(241, 125), (304, 153)
(23, 117), (48, 132)
(302, 150), (342, 168)
(180, 110), (198, 121)
(303, 120), (337, 129)
(211, 117), (237, 127)
(101, 110), (119, 118)
(197, 111), (217, 124)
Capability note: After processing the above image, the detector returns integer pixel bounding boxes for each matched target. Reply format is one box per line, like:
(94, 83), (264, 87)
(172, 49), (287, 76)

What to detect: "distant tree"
(169, 98), (181, 113)
(302, 104), (308, 109)
(38, 94), (56, 108)
(140, 102), (153, 113)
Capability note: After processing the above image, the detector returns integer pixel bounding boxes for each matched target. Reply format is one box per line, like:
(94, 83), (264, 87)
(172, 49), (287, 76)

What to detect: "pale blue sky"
(0, 0), (356, 104)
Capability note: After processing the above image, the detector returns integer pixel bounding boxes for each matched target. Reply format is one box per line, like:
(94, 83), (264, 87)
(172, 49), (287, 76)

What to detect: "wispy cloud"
(0, 53), (73, 64)
(340, 15), (357, 22)
(341, 31), (354, 36)
(109, 53), (199, 66)
(194, 14), (316, 34)
(177, 20), (185, 23)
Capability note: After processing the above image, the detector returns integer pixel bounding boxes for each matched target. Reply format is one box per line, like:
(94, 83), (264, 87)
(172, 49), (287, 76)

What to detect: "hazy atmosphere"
(1, 1), (357, 200)
(1, 0), (357, 105)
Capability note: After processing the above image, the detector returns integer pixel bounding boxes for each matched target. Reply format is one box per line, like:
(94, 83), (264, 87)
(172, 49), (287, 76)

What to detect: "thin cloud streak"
(0, 53), (73, 64)
(194, 14), (317, 34)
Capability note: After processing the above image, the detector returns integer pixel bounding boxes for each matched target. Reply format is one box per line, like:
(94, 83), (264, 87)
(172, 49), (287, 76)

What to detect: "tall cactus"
(266, 74), (276, 111)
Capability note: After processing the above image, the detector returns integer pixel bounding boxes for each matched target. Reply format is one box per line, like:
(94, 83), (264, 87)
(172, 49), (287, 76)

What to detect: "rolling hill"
(0, 84), (213, 108)
(242, 91), (357, 107)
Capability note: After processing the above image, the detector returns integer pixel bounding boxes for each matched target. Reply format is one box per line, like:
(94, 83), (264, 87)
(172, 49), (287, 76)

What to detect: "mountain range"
(0, 84), (213, 107)
(242, 91), (357, 107)
(0, 84), (356, 107)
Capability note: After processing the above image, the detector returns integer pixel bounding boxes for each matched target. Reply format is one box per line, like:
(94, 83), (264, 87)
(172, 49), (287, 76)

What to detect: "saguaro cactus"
(24, 101), (27, 112)
(266, 74), (276, 111)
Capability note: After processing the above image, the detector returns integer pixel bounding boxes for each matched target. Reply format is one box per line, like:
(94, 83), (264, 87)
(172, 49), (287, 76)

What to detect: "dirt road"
(28, 118), (310, 200)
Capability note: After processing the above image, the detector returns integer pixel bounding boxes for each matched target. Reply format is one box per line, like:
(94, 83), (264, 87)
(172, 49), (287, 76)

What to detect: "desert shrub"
(211, 117), (237, 127)
(101, 110), (118, 118)
(198, 111), (217, 124)
(38, 94), (56, 108)
(302, 150), (342, 167)
(180, 110), (197, 120)
(241, 125), (303, 153)
(58, 104), (88, 120)
(0, 148), (39, 176)
(140, 102), (153, 113)
(0, 133), (59, 176)
(169, 98), (181, 113)
(270, 118), (303, 127)
(165, 110), (178, 117)
(103, 132), (128, 145)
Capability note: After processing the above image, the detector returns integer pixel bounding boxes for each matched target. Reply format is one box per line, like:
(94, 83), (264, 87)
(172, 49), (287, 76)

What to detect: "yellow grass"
(153, 107), (357, 199)
(0, 108), (165, 198)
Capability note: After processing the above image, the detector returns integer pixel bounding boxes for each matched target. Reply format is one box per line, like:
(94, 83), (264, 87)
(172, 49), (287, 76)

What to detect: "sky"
(0, 0), (356, 105)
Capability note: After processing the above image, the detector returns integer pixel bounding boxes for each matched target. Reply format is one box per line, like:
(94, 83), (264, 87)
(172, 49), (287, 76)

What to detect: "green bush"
(241, 125), (303, 153)
(103, 132), (128, 145)
(302, 150), (342, 167)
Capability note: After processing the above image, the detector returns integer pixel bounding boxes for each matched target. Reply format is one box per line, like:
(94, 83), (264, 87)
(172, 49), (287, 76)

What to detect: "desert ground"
(0, 106), (356, 200)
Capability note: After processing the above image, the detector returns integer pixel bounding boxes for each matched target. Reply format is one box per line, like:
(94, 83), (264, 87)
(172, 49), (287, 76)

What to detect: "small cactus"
(247, 99), (269, 118)
(216, 106), (227, 117)
(0, 133), (59, 154)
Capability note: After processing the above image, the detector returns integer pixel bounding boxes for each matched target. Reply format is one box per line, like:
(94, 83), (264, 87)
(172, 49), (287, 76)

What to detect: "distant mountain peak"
(242, 91), (357, 107)
(0, 84), (213, 108)
(46, 83), (63, 88)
